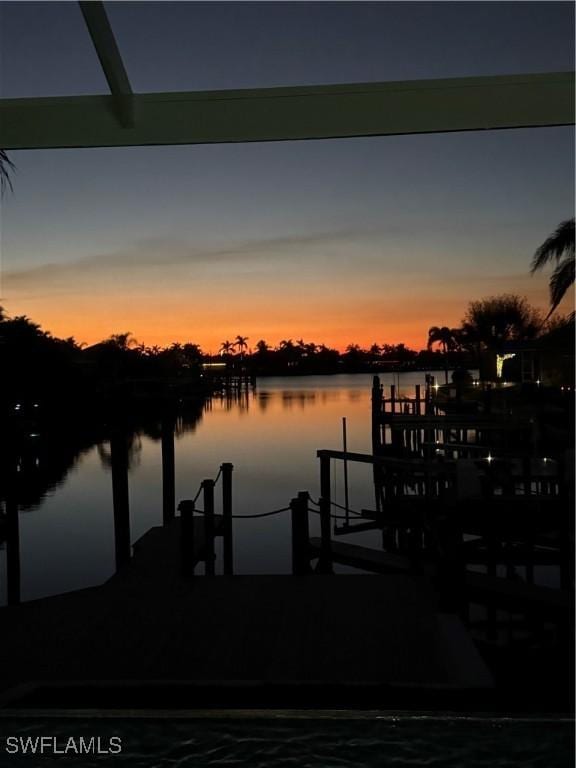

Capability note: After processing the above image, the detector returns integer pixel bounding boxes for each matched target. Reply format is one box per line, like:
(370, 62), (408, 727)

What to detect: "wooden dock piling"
(202, 479), (216, 576)
(319, 450), (331, 508)
(221, 462), (234, 576)
(179, 500), (195, 576)
(318, 496), (333, 574)
(290, 493), (310, 575)
(110, 431), (131, 570)
(161, 413), (176, 524)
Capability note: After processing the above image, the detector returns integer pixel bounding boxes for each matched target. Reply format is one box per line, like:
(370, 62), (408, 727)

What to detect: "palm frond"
(531, 218), (575, 274)
(547, 256), (576, 317)
(0, 150), (15, 195)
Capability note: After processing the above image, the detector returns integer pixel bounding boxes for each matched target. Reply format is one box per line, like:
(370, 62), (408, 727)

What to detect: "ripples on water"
(1, 715), (573, 768)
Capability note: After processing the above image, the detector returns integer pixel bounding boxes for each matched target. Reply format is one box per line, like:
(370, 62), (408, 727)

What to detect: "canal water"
(1, 372), (440, 605)
(0, 714), (573, 768)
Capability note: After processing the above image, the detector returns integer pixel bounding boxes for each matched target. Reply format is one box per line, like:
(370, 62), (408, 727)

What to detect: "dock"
(0, 377), (572, 713)
(0, 514), (494, 711)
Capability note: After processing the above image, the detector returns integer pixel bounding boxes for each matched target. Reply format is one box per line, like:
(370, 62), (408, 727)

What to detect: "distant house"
(497, 341), (540, 384)
(497, 328), (574, 387)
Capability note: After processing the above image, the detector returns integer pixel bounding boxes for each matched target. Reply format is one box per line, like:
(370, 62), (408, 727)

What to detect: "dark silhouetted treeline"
(1, 295), (573, 415)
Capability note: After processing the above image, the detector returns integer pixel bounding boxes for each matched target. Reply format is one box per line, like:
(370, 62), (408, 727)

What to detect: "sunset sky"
(1, 1), (574, 353)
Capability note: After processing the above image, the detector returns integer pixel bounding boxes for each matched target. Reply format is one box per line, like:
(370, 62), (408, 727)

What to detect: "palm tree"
(219, 340), (234, 357)
(0, 150), (15, 195)
(427, 326), (459, 383)
(531, 218), (575, 318)
(234, 335), (249, 359)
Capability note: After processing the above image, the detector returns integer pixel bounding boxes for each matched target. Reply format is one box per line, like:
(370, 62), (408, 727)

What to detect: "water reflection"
(257, 386), (368, 410)
(0, 374), (387, 603)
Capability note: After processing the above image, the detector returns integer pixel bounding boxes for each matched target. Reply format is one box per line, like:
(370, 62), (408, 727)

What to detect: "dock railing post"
(290, 497), (301, 575)
(371, 377), (384, 511)
(318, 450), (332, 509)
(318, 496), (333, 574)
(221, 462), (234, 576)
(371, 376), (382, 451)
(291, 493), (311, 575)
(202, 478), (216, 576)
(110, 429), (131, 571)
(179, 499), (195, 576)
(425, 375), (434, 415)
(161, 412), (176, 525)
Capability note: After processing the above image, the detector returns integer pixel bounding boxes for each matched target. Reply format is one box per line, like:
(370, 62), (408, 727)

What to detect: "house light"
(486, 453), (493, 464)
(496, 353), (515, 379)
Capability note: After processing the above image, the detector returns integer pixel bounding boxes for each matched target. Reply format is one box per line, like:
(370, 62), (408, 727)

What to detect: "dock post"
(110, 430), (131, 571)
(221, 462), (234, 576)
(371, 376), (382, 451)
(291, 493), (311, 575)
(317, 496), (333, 574)
(319, 451), (331, 509)
(202, 479), (216, 576)
(161, 413), (176, 524)
(390, 384), (396, 415)
(415, 384), (421, 416)
(371, 377), (384, 511)
(425, 376), (434, 415)
(179, 500), (195, 576)
(6, 492), (21, 607)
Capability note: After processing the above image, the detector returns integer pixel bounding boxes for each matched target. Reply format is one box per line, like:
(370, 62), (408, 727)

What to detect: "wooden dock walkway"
(107, 516), (224, 585)
(0, 516), (494, 710)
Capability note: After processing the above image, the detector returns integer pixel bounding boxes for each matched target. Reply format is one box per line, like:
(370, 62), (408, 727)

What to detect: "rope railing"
(188, 505), (291, 519)
(327, 499), (364, 517)
(307, 494), (365, 520)
(187, 464), (225, 504)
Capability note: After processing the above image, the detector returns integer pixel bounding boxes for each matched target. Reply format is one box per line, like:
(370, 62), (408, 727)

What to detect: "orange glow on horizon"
(3, 248), (572, 354)
(2, 274), (568, 355)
